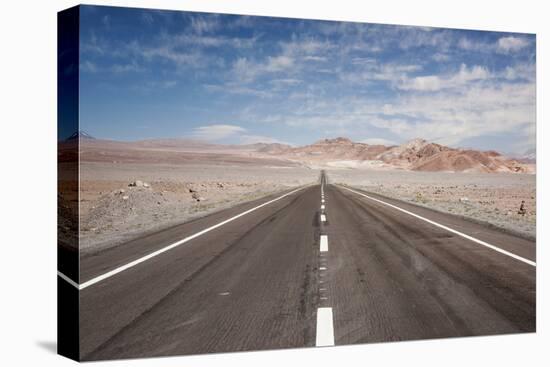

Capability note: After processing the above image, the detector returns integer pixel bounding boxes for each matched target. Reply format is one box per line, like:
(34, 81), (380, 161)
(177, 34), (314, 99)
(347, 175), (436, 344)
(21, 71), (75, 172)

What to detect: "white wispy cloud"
(190, 124), (288, 145)
(128, 41), (204, 68)
(457, 37), (485, 51)
(231, 55), (296, 84)
(205, 83), (274, 99)
(110, 61), (145, 73)
(231, 57), (257, 83)
(191, 124), (246, 141)
(497, 36), (530, 53)
(265, 55), (294, 72)
(341, 62), (423, 86)
(304, 56), (328, 62)
(141, 12), (154, 25)
(102, 15), (111, 28)
(280, 38), (335, 58)
(188, 14), (220, 34)
(79, 60), (145, 74)
(399, 75), (442, 91)
(80, 60), (98, 73)
(82, 30), (257, 74)
(501, 63), (535, 81)
(145, 80), (178, 89)
(458, 35), (532, 54)
(372, 81), (535, 149)
(432, 52), (450, 62)
(81, 32), (107, 55)
(159, 32), (259, 49)
(270, 78), (302, 86)
(398, 64), (490, 91)
(226, 37), (333, 86)
(452, 64), (490, 82)
(397, 27), (453, 50)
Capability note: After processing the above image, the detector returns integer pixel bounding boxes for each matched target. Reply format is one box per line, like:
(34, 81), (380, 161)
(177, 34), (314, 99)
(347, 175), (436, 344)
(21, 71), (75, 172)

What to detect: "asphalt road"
(70, 171), (535, 361)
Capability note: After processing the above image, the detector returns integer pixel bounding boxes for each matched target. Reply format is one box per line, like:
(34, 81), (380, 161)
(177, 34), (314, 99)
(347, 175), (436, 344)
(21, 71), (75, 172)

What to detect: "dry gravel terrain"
(328, 169), (536, 239)
(73, 137), (536, 253)
(79, 162), (319, 252)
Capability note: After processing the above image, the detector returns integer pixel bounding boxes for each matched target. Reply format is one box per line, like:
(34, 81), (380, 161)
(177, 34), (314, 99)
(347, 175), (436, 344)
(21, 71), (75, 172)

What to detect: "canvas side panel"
(57, 5), (80, 361)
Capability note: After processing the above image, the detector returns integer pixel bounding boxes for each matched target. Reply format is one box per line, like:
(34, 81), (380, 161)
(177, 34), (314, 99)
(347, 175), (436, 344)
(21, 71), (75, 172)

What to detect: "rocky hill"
(267, 137), (534, 173)
(279, 137), (389, 161)
(375, 139), (532, 173)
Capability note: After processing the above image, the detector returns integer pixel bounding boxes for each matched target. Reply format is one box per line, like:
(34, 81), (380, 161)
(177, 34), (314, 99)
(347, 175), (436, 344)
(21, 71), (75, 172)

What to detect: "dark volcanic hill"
(66, 130), (95, 141)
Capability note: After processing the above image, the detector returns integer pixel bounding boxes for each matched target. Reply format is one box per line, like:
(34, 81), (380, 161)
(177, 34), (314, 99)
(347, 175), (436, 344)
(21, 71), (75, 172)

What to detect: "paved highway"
(61, 171), (535, 360)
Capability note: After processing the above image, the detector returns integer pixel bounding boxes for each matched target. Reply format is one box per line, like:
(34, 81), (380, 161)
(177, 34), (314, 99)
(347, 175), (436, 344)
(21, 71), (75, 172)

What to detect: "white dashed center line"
(316, 307), (335, 347)
(320, 235), (328, 252)
(317, 179), (335, 347)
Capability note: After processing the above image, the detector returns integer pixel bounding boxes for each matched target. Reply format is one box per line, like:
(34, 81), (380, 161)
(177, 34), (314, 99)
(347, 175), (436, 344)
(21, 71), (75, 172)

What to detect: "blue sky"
(78, 5), (536, 155)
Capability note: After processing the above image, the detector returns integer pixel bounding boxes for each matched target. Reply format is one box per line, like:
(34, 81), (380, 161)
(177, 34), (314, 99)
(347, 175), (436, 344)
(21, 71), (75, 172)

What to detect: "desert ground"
(79, 162), (319, 252)
(328, 169), (536, 239)
(71, 137), (536, 253)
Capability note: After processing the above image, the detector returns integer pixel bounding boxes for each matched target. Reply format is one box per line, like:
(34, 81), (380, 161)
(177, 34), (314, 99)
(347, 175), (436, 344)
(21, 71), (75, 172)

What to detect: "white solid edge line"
(58, 271), (81, 289)
(71, 186), (308, 290)
(339, 186), (536, 267)
(316, 307), (335, 346)
(320, 235), (329, 252)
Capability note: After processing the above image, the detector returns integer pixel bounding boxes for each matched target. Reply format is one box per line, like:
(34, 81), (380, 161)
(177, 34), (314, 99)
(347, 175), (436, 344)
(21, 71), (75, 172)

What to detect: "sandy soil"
(328, 169), (536, 239)
(79, 162), (319, 253)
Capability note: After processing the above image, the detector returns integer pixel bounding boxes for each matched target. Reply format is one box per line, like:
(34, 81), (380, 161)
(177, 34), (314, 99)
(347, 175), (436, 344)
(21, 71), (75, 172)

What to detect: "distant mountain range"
(265, 137), (534, 173)
(65, 133), (535, 173)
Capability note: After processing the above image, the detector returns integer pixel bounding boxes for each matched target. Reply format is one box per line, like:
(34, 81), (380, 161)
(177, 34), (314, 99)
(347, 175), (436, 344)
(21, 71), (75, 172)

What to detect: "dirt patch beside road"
(79, 163), (319, 253)
(328, 169), (536, 239)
